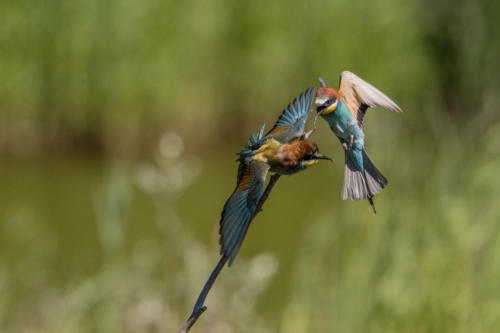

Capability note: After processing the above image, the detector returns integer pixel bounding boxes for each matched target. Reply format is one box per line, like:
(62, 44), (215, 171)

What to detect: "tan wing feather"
(338, 71), (402, 127)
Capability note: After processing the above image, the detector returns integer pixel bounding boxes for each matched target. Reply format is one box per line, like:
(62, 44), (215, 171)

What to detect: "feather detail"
(338, 71), (402, 128)
(219, 159), (269, 265)
(266, 87), (316, 143)
(341, 148), (387, 213)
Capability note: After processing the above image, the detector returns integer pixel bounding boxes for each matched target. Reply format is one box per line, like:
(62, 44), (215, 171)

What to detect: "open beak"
(314, 98), (328, 114)
(315, 105), (326, 114)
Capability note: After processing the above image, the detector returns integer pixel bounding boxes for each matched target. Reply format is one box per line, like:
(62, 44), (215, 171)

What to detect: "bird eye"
(325, 98), (334, 106)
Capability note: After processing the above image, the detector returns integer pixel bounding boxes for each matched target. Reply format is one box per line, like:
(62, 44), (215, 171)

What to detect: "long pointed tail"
(341, 149), (387, 213)
(362, 149), (387, 197)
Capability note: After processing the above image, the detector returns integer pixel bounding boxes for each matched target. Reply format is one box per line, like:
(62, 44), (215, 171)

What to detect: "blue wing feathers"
(238, 124), (268, 163)
(227, 212), (249, 258)
(219, 160), (268, 265)
(290, 100), (298, 116)
(219, 88), (317, 264)
(266, 87), (316, 142)
(220, 191), (257, 264)
(220, 200), (245, 234)
(259, 124), (266, 137)
(224, 200), (247, 236)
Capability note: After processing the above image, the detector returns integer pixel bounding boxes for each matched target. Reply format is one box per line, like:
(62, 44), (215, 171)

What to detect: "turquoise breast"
(322, 102), (364, 144)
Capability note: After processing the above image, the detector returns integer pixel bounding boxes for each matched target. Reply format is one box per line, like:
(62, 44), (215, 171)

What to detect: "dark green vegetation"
(1, 0), (500, 332)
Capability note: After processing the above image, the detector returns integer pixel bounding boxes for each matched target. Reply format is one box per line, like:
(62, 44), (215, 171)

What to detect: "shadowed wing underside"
(338, 71), (402, 128)
(266, 87), (316, 143)
(219, 160), (270, 265)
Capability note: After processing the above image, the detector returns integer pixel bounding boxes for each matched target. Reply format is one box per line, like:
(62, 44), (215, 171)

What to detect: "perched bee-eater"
(220, 87), (331, 265)
(314, 72), (402, 213)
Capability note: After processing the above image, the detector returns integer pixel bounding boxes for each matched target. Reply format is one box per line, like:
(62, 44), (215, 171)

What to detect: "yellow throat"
(321, 102), (337, 115)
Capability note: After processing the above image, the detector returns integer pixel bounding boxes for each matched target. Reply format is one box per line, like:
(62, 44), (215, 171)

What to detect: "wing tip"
(304, 86), (316, 108)
(387, 100), (403, 113)
(340, 70), (354, 81)
(342, 70), (403, 113)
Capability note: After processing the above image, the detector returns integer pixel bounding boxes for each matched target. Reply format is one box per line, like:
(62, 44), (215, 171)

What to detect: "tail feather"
(341, 151), (368, 200)
(368, 197), (377, 214)
(362, 149), (387, 196)
(341, 149), (387, 213)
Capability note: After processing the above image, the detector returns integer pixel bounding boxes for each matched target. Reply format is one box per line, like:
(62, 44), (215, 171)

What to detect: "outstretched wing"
(219, 160), (269, 265)
(266, 87), (316, 143)
(338, 71), (402, 128)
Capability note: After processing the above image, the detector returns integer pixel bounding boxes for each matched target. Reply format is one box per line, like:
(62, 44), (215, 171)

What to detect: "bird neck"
(321, 101), (351, 120)
(338, 101), (353, 118)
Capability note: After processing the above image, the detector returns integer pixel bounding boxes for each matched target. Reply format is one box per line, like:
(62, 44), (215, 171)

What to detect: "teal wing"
(219, 159), (269, 265)
(266, 87), (316, 143)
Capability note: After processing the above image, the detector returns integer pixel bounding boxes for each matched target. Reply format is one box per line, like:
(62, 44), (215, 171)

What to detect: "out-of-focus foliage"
(1, 0), (431, 155)
(1, 0), (500, 332)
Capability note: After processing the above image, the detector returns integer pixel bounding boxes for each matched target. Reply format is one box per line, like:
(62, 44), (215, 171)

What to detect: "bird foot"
(302, 128), (316, 140)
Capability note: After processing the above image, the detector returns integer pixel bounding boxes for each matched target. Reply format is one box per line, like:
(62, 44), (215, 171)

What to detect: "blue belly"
(324, 105), (364, 141)
(321, 103), (365, 171)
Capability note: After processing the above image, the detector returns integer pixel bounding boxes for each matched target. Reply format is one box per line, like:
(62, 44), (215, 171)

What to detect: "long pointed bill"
(314, 153), (333, 162)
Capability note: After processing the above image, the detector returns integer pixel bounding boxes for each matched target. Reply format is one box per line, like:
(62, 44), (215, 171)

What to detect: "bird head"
(301, 141), (333, 167)
(315, 77), (339, 116)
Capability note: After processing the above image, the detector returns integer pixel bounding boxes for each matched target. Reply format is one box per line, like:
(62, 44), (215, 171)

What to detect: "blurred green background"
(1, 0), (500, 332)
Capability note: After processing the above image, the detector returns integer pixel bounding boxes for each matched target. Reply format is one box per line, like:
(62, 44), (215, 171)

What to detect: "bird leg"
(349, 134), (354, 149)
(301, 128), (316, 140)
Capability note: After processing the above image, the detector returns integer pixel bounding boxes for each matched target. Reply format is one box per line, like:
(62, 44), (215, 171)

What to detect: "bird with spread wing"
(219, 87), (332, 265)
(314, 71), (402, 213)
(180, 87), (332, 333)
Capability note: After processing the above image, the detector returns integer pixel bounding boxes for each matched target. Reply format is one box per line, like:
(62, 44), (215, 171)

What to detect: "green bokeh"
(0, 0), (499, 332)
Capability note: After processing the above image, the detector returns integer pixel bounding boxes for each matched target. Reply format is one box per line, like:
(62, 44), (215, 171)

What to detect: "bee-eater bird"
(180, 87), (331, 332)
(314, 71), (402, 213)
(220, 87), (331, 265)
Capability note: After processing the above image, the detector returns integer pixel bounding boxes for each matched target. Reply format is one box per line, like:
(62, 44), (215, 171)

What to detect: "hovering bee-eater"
(314, 71), (402, 213)
(220, 87), (331, 265)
